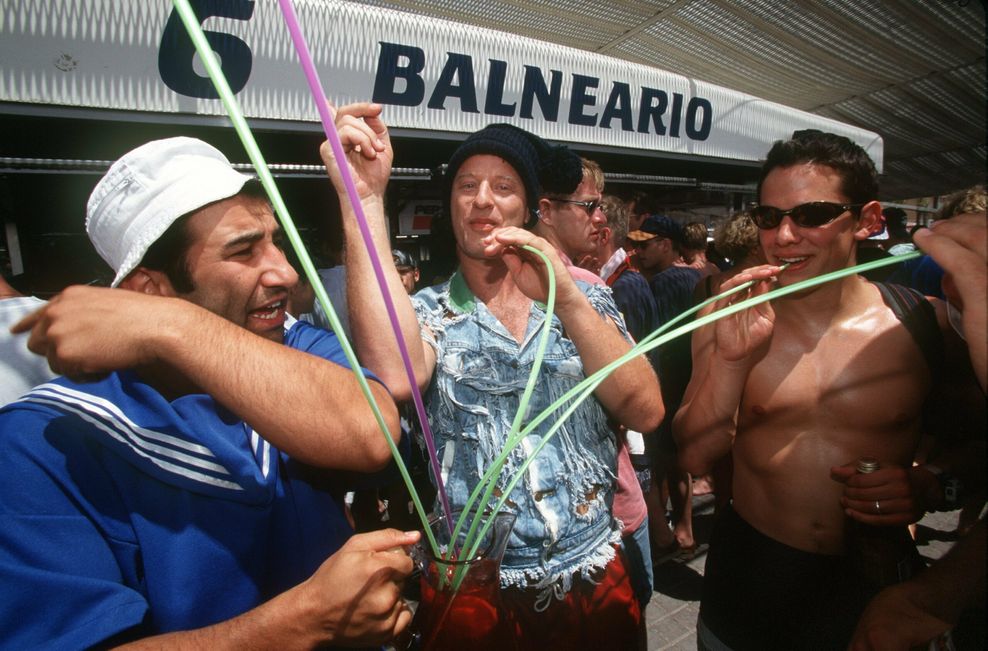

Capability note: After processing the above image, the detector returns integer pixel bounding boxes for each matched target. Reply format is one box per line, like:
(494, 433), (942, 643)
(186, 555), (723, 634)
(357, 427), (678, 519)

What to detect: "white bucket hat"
(86, 137), (252, 287)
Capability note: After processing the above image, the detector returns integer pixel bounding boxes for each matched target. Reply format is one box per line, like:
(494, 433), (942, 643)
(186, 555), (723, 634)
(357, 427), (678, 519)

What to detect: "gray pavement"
(642, 495), (966, 651)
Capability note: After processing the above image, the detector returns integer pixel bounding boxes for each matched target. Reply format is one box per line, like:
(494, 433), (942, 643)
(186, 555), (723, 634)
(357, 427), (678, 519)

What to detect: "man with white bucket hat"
(0, 137), (417, 648)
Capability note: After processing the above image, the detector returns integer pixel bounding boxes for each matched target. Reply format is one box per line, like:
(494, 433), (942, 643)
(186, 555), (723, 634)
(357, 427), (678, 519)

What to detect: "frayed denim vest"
(412, 273), (626, 605)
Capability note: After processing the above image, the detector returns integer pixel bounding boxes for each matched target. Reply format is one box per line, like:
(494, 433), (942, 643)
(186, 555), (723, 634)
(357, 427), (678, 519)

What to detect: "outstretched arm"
(112, 529), (420, 650)
(13, 287), (399, 471)
(485, 227), (664, 434)
(914, 212), (987, 391)
(320, 102), (435, 401)
(673, 265), (782, 475)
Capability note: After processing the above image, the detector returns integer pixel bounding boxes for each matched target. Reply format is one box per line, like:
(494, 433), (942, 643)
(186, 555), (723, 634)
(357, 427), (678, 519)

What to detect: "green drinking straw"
(461, 251), (922, 564)
(170, 0), (438, 555)
(451, 267), (770, 564)
(523, 250), (924, 450)
(453, 269), (766, 566)
(518, 251), (922, 458)
(447, 246), (557, 570)
(454, 260), (777, 551)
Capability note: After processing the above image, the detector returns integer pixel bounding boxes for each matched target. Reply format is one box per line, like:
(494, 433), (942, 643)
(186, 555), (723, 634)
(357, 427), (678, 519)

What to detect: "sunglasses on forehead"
(551, 197), (601, 216)
(749, 201), (864, 229)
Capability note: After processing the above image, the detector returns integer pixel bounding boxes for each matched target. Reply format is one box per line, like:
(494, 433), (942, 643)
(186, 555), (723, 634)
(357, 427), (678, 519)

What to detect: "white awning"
(0, 0), (882, 169)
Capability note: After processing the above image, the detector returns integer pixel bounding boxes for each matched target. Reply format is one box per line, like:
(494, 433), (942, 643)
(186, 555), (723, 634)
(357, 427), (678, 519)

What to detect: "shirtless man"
(674, 130), (970, 650)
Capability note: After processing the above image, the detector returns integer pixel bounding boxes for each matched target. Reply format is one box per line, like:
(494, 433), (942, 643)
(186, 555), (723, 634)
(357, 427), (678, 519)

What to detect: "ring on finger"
(875, 500), (881, 514)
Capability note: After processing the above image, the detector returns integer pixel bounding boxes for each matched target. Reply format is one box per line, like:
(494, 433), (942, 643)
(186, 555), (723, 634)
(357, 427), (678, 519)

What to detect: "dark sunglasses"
(551, 197), (601, 216)
(749, 201), (863, 229)
(631, 236), (664, 249)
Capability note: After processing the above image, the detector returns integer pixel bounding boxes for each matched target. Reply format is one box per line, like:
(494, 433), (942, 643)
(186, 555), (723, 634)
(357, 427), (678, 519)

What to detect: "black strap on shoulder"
(874, 282), (944, 382)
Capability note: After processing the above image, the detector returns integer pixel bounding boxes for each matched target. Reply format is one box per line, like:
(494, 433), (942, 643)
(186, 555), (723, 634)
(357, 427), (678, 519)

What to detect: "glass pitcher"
(406, 511), (518, 651)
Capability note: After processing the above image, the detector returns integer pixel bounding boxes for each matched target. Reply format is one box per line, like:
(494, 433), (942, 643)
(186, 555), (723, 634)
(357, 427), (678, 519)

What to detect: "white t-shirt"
(0, 296), (56, 406)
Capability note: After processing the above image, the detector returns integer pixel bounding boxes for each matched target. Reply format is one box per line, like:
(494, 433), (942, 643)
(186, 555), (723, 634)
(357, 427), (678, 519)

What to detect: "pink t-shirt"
(560, 253), (648, 534)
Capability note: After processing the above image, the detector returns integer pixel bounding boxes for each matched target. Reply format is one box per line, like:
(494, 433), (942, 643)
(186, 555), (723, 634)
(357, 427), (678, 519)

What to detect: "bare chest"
(487, 299), (534, 344)
(742, 320), (930, 433)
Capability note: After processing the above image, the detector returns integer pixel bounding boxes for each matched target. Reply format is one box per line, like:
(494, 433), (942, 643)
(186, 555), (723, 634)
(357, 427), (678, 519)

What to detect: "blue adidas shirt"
(0, 320), (381, 648)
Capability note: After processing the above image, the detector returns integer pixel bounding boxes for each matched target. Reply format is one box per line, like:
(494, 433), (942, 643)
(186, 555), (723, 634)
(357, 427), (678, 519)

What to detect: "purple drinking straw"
(277, 0), (452, 534)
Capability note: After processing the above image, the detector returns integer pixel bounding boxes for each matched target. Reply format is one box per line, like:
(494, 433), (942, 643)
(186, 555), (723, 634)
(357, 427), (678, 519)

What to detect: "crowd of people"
(0, 102), (984, 651)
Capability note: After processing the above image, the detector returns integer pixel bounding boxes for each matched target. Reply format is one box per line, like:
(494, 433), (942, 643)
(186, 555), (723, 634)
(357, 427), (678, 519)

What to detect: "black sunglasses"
(750, 201), (864, 229)
(551, 197), (601, 216)
(631, 236), (666, 249)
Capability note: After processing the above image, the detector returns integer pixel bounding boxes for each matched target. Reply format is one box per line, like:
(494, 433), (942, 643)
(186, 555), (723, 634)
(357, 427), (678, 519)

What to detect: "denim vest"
(412, 272), (626, 601)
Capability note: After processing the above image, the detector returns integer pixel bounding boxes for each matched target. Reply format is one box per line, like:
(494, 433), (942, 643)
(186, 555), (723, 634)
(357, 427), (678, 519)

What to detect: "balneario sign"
(371, 42), (714, 142)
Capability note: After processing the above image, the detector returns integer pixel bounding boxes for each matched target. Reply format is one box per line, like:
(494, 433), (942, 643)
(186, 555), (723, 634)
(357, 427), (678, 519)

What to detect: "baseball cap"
(86, 137), (253, 287)
(627, 214), (683, 243)
(392, 249), (417, 269)
(867, 211), (889, 240)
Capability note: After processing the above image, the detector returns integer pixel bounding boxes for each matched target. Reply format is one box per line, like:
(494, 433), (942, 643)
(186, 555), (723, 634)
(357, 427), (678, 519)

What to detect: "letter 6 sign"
(159, 0), (255, 99)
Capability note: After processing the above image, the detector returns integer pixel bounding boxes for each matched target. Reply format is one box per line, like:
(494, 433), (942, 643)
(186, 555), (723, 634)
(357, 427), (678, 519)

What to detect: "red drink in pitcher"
(407, 512), (517, 651)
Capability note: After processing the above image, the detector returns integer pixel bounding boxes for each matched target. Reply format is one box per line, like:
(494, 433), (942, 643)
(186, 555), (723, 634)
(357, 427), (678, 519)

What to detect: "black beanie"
(444, 124), (583, 222)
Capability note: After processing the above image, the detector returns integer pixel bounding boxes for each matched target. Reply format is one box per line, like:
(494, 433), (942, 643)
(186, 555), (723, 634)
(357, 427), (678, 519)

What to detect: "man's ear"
(599, 226), (612, 246)
(853, 201), (883, 241)
(537, 197), (554, 225)
(118, 267), (177, 297)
